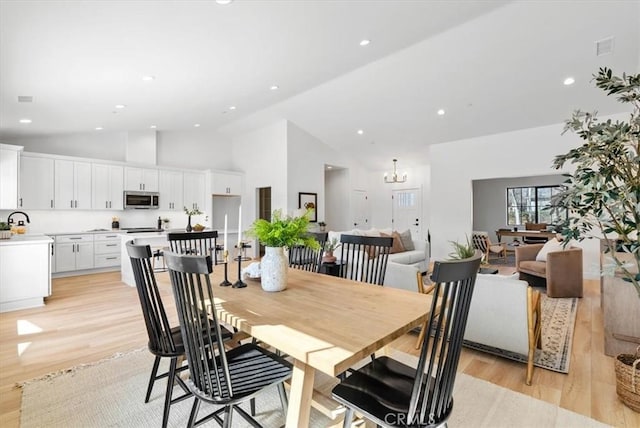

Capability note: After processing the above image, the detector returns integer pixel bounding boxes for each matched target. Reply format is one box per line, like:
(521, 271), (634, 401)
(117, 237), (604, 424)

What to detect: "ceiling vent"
(595, 37), (614, 56)
(17, 95), (33, 103)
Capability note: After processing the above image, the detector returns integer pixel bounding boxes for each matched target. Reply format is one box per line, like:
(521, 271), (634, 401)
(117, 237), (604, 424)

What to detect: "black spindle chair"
(332, 252), (482, 428)
(167, 230), (219, 264)
(339, 234), (393, 285)
(126, 241), (233, 428)
(164, 251), (292, 428)
(288, 231), (328, 273)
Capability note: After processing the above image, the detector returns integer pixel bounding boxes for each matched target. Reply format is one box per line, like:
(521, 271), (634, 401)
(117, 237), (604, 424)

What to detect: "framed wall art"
(298, 192), (318, 222)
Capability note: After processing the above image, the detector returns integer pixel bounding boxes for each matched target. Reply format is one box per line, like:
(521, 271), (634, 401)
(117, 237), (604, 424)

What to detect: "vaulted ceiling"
(1, 1), (638, 169)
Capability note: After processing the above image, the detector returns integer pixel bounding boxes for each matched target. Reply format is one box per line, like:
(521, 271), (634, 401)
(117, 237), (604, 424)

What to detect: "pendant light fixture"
(383, 159), (407, 183)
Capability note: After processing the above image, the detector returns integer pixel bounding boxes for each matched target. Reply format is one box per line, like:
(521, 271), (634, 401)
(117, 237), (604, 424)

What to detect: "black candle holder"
(219, 250), (231, 287)
(232, 254), (247, 288)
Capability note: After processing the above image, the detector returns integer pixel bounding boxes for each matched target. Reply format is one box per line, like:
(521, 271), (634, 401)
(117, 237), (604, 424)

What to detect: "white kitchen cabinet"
(211, 171), (243, 195)
(159, 169), (184, 211)
(184, 171), (206, 211)
(19, 155), (55, 209)
(125, 167), (159, 192)
(0, 144), (22, 210)
(94, 233), (121, 268)
(92, 164), (124, 210)
(55, 160), (92, 209)
(0, 236), (53, 312)
(55, 234), (94, 272)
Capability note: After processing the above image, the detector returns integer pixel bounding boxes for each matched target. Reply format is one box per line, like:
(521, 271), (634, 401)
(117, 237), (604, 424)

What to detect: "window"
(506, 185), (566, 225)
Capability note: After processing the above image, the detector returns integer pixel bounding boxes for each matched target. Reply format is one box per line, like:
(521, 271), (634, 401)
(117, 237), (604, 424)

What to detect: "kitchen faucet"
(7, 211), (30, 224)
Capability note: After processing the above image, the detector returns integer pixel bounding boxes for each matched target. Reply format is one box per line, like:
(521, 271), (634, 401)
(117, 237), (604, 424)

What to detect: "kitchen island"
(120, 232), (169, 287)
(0, 234), (53, 312)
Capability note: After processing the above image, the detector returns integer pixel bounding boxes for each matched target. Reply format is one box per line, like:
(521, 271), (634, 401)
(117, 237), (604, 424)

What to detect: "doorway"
(256, 187), (271, 257)
(392, 188), (422, 238)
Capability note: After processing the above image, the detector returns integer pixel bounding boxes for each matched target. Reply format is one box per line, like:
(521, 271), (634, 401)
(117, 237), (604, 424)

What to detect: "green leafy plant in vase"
(0, 221), (11, 239)
(247, 209), (320, 292)
(323, 238), (341, 263)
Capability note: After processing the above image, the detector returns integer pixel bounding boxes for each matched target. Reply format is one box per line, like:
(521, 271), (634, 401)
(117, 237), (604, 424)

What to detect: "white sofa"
(463, 273), (542, 385)
(326, 228), (428, 292)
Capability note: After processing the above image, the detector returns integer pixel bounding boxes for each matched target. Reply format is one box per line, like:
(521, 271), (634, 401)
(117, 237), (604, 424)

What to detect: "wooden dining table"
(203, 265), (433, 427)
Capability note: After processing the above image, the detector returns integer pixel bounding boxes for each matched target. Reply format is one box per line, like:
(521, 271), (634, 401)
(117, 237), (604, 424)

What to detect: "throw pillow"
(381, 231), (406, 254)
(398, 229), (415, 251)
(535, 238), (565, 261)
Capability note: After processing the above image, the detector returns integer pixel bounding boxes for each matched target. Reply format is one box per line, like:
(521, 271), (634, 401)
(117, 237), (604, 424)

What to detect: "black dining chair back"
(126, 241), (193, 428)
(339, 234), (393, 285)
(332, 252), (482, 428)
(164, 251), (293, 427)
(288, 231), (328, 273)
(167, 230), (219, 264)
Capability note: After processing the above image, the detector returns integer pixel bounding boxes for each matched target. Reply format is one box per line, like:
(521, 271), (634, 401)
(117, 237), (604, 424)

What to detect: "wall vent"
(17, 95), (33, 103)
(595, 37), (614, 56)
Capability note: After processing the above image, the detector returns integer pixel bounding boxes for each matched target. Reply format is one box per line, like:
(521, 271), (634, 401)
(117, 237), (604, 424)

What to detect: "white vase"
(261, 246), (288, 292)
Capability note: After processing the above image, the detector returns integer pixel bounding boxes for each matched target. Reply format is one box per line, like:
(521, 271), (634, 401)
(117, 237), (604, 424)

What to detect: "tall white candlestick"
(237, 205), (242, 247)
(223, 214), (228, 252)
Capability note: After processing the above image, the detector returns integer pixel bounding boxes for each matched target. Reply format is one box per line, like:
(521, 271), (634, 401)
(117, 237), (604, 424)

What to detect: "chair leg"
(342, 408), (355, 428)
(145, 355), (161, 403)
(187, 398), (200, 428)
(222, 405), (233, 428)
(161, 357), (178, 428)
(250, 397), (256, 416)
(415, 320), (427, 349)
(277, 382), (288, 415)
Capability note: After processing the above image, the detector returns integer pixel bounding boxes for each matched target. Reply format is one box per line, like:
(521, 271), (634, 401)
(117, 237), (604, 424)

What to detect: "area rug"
(463, 294), (578, 373)
(20, 347), (608, 428)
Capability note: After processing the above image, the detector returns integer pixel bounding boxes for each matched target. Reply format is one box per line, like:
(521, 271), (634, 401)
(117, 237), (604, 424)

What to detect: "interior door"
(392, 188), (422, 238)
(351, 190), (368, 230)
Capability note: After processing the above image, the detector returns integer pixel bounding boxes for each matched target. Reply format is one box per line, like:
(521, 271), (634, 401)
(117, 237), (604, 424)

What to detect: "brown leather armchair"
(515, 243), (583, 298)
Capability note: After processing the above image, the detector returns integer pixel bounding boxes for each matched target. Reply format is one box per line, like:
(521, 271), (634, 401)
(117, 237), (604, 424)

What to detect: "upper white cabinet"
(212, 171), (243, 195)
(0, 144), (22, 210)
(124, 167), (158, 192)
(19, 155), (55, 209)
(92, 164), (124, 210)
(183, 172), (206, 212)
(55, 160), (92, 209)
(159, 169), (183, 211)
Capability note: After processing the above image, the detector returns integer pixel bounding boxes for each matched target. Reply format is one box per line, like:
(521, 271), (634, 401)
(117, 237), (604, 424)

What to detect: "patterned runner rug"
(463, 294), (578, 373)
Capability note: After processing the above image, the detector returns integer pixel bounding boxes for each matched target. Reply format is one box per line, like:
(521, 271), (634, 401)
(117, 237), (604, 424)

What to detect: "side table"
(321, 260), (345, 277)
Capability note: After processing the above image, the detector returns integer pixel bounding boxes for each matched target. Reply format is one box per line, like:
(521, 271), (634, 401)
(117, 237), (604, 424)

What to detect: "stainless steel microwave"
(123, 191), (159, 209)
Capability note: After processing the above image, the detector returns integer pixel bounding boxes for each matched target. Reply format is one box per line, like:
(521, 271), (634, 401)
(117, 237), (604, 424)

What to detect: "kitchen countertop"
(46, 230), (125, 236)
(0, 234), (54, 246)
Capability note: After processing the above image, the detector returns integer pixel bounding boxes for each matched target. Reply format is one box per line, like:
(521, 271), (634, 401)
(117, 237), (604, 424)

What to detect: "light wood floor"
(0, 269), (638, 427)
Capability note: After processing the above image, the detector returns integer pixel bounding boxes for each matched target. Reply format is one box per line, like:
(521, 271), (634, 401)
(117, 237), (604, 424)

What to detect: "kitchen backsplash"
(0, 209), (209, 234)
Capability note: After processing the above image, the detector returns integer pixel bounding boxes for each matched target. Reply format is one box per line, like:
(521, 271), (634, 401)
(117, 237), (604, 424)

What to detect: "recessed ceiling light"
(437, 109), (446, 116)
(19, 118), (32, 124)
(142, 75), (155, 81)
(359, 39), (371, 46)
(327, 166), (333, 170)
(95, 127), (103, 131)
(563, 77), (575, 86)
(357, 129), (364, 135)
(194, 123), (201, 128)
(229, 106), (236, 110)
(150, 125), (157, 129)
(216, 0), (233, 4)
(270, 85), (279, 91)
(115, 104), (126, 109)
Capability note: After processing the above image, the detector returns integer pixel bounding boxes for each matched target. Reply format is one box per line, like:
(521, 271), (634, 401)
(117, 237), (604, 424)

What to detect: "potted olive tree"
(550, 68), (639, 411)
(247, 209), (319, 292)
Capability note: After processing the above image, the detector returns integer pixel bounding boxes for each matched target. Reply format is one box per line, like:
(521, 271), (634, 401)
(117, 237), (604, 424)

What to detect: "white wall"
(4, 132), (128, 162)
(230, 121), (288, 255)
(430, 121), (603, 277)
(158, 130), (233, 170)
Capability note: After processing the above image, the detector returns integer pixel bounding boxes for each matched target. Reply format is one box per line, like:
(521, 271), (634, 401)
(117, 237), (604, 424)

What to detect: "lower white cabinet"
(55, 234), (94, 272)
(94, 233), (121, 268)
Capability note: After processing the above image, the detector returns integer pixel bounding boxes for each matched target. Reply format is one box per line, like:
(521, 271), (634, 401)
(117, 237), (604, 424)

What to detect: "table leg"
(285, 359), (316, 428)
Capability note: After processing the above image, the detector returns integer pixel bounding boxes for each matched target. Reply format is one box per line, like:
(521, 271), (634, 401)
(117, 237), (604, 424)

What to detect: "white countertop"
(0, 234), (54, 246)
